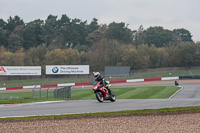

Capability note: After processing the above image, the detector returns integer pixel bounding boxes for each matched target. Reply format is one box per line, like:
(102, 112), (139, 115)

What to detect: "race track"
(0, 83), (200, 118)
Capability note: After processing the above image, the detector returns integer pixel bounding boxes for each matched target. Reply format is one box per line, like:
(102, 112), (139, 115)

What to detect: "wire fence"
(0, 86), (72, 100)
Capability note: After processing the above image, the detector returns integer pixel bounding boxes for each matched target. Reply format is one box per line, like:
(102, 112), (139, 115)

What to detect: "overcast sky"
(0, 0), (200, 42)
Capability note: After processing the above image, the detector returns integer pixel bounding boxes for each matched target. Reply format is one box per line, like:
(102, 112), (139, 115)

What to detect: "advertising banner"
(0, 66), (41, 76)
(46, 65), (89, 75)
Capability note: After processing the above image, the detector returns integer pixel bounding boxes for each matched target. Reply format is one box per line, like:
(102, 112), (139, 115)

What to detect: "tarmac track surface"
(0, 80), (200, 118)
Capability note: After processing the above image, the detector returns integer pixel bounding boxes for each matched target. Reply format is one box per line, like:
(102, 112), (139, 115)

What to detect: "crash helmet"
(93, 72), (100, 79)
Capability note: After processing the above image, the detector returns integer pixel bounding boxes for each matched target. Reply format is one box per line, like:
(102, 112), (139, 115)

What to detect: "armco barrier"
(75, 82), (93, 86)
(1, 76), (182, 90)
(127, 79), (144, 83)
(179, 75), (200, 79)
(6, 86), (23, 90)
(41, 84), (58, 88)
(58, 83), (75, 87)
(144, 78), (161, 82)
(109, 80), (126, 84)
(0, 88), (6, 91)
(161, 77), (179, 81)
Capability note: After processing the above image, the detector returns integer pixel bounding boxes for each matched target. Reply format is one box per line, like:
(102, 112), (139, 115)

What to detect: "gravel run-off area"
(0, 111), (200, 133)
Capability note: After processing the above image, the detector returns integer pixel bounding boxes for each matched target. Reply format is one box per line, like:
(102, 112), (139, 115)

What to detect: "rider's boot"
(107, 87), (111, 94)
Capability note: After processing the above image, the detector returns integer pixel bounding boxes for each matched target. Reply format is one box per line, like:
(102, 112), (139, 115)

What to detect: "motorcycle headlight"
(94, 86), (97, 90)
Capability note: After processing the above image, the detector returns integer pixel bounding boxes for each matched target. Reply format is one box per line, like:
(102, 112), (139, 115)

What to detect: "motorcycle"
(92, 81), (116, 102)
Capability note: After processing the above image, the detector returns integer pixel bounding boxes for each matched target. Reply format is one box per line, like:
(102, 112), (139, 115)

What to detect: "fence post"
(54, 87), (58, 99)
(54, 89), (56, 98)
(47, 87), (50, 99)
(39, 87), (41, 99)
(57, 89), (60, 98)
(66, 86), (71, 99)
(64, 87), (67, 98)
(32, 85), (37, 99)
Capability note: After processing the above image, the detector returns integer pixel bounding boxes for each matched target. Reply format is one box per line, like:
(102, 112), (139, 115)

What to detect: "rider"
(93, 72), (111, 94)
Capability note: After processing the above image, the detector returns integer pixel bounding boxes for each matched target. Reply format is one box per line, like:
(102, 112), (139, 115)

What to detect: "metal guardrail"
(179, 75), (200, 79)
(54, 86), (71, 99)
(31, 86), (72, 99)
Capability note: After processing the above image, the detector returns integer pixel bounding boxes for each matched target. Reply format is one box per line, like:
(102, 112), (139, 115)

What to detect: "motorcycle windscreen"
(93, 81), (99, 86)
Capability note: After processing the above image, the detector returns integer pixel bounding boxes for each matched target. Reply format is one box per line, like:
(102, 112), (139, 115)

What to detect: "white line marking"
(0, 101), (65, 108)
(169, 86), (183, 99)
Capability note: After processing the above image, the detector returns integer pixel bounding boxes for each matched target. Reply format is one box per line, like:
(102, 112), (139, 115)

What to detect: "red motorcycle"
(92, 81), (116, 102)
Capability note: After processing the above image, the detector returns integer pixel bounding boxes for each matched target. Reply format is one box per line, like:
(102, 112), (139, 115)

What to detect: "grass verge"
(0, 106), (200, 121)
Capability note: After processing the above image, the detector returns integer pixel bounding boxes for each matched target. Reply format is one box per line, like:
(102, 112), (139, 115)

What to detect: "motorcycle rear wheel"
(110, 90), (116, 102)
(96, 91), (104, 102)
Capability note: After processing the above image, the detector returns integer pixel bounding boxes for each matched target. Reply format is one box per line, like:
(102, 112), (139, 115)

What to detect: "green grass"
(0, 106), (200, 121)
(114, 86), (179, 99)
(0, 86), (180, 104)
(71, 86), (180, 100)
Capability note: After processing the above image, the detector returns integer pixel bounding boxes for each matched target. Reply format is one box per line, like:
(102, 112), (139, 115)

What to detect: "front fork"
(94, 87), (111, 100)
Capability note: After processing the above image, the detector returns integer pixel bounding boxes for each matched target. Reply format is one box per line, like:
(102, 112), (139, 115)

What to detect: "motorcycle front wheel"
(96, 91), (104, 102)
(110, 90), (116, 102)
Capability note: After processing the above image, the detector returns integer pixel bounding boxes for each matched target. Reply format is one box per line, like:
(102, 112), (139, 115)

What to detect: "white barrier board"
(46, 65), (89, 75)
(0, 66), (41, 75)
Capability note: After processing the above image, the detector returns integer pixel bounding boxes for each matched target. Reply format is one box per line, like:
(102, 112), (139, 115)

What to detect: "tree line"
(0, 39), (200, 72)
(0, 14), (199, 72)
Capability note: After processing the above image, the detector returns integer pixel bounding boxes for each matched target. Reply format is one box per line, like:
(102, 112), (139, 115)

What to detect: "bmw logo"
(52, 67), (59, 73)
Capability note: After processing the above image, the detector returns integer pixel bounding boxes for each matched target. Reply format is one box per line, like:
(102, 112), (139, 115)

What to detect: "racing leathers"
(94, 75), (111, 94)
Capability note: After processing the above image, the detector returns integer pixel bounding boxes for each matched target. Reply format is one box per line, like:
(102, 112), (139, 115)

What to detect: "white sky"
(0, 0), (200, 42)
